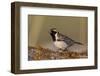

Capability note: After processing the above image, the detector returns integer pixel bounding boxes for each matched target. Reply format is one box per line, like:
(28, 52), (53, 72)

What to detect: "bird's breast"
(54, 41), (68, 50)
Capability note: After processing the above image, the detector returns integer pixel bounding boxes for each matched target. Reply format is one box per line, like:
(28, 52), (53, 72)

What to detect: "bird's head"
(50, 28), (57, 34)
(49, 28), (57, 41)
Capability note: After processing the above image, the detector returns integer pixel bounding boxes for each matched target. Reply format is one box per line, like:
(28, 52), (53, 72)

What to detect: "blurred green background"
(28, 15), (87, 50)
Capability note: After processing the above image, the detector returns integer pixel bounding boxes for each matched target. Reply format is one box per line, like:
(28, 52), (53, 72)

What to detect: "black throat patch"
(50, 31), (56, 41)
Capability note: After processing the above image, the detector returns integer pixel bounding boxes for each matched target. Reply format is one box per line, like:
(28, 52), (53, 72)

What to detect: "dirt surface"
(28, 45), (87, 60)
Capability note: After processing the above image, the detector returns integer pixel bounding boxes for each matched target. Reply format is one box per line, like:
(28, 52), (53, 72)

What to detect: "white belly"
(54, 41), (68, 50)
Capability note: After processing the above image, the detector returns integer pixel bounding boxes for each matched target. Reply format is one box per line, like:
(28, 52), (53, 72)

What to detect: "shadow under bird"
(50, 28), (83, 51)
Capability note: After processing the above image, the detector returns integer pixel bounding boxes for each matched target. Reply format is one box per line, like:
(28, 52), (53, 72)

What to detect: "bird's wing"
(58, 32), (75, 46)
(58, 32), (83, 46)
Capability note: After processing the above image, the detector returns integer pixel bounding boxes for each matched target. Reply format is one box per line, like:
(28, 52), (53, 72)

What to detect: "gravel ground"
(28, 45), (87, 61)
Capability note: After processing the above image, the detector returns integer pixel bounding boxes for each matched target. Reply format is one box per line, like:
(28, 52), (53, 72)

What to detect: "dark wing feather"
(57, 32), (75, 46)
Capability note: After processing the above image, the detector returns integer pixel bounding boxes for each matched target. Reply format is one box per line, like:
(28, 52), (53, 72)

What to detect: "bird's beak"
(48, 30), (51, 34)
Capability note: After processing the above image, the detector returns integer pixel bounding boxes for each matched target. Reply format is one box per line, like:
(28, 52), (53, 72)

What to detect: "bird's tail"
(75, 42), (83, 45)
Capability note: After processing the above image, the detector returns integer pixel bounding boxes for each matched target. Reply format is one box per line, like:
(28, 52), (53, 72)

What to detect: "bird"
(50, 28), (83, 51)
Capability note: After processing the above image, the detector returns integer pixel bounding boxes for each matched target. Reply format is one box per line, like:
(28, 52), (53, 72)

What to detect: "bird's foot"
(63, 48), (69, 51)
(58, 48), (63, 52)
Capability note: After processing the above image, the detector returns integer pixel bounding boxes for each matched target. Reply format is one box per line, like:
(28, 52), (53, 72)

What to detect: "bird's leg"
(66, 48), (69, 51)
(58, 48), (68, 52)
(59, 48), (61, 50)
(63, 48), (69, 51)
(58, 48), (63, 52)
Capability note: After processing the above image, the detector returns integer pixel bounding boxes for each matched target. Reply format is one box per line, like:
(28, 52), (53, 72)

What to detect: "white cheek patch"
(55, 33), (58, 40)
(53, 30), (57, 31)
